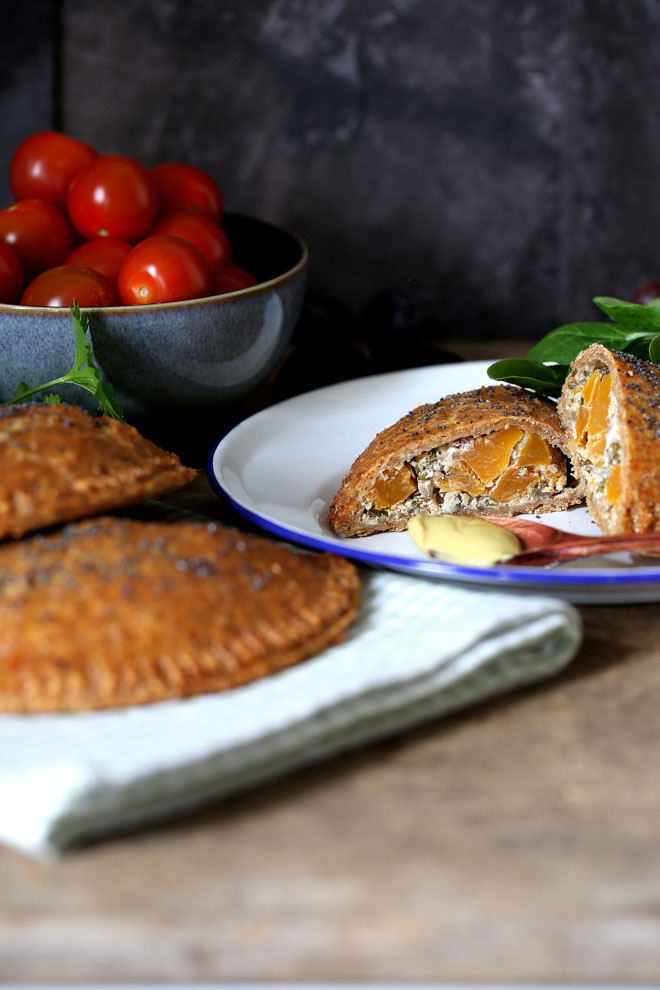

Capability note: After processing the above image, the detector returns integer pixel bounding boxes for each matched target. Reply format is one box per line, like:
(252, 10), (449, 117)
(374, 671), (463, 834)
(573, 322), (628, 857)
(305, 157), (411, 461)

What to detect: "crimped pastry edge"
(0, 517), (362, 713)
(0, 403), (197, 541)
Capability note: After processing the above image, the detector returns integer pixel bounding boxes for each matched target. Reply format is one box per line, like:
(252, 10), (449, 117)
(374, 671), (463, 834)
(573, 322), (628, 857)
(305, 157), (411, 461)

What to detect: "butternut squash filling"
(570, 368), (622, 516)
(366, 427), (568, 519)
(371, 466), (418, 510)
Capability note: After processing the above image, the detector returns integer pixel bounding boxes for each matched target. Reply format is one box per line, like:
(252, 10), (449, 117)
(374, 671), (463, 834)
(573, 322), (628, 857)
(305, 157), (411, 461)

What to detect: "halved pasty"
(557, 344), (660, 535)
(329, 384), (584, 537)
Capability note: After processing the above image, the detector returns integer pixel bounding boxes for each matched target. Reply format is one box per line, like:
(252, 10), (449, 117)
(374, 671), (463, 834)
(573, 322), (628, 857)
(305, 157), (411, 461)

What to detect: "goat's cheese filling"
(362, 427), (568, 526)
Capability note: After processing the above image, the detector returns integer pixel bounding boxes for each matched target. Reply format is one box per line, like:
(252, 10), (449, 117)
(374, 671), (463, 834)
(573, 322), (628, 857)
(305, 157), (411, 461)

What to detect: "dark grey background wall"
(2, 0), (660, 342)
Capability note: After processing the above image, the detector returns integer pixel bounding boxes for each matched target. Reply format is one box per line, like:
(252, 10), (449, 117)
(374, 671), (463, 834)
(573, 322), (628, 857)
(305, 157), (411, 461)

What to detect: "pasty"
(0, 517), (361, 712)
(0, 402), (197, 540)
(557, 344), (660, 535)
(329, 384), (584, 537)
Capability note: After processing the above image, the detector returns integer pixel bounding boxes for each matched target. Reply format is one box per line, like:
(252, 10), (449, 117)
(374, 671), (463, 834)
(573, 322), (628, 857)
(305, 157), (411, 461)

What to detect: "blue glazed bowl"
(0, 213), (308, 422)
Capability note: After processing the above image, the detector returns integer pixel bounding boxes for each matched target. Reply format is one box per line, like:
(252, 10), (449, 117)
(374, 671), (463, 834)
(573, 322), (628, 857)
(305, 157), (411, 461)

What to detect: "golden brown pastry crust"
(0, 517), (361, 713)
(557, 344), (660, 534)
(329, 384), (585, 537)
(0, 403), (197, 540)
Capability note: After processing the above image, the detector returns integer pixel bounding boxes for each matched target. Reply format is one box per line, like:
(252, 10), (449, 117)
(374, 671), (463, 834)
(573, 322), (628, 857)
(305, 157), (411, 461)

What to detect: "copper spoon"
(481, 516), (660, 567)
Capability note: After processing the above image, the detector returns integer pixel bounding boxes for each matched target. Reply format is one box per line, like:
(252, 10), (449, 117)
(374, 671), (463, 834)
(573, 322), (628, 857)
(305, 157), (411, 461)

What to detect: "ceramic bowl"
(0, 213), (308, 422)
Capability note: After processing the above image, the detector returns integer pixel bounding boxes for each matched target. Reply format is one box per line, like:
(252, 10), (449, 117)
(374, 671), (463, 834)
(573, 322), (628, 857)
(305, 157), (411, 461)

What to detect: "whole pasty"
(0, 402), (197, 540)
(0, 517), (361, 712)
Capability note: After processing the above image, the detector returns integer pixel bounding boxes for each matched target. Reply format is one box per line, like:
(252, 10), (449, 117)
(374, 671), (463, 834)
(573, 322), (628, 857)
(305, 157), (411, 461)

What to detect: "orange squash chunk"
(606, 463), (622, 505)
(488, 467), (541, 502)
(460, 427), (524, 484)
(371, 464), (417, 509)
(575, 371), (602, 448)
(589, 430), (607, 461)
(587, 373), (611, 461)
(574, 404), (589, 446)
(582, 369), (601, 407)
(514, 431), (554, 468)
(435, 459), (486, 495)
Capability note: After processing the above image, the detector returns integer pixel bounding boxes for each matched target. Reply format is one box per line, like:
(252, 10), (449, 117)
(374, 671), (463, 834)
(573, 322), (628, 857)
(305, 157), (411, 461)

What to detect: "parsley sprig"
(488, 295), (660, 398)
(6, 301), (126, 421)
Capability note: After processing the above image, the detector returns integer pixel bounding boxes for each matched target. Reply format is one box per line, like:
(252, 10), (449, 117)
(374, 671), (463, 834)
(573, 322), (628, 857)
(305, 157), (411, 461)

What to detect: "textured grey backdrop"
(2, 0), (660, 341)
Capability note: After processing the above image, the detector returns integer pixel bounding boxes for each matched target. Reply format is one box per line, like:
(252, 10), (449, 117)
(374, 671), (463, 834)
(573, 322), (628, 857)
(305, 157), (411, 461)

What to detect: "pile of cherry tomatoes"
(0, 130), (258, 308)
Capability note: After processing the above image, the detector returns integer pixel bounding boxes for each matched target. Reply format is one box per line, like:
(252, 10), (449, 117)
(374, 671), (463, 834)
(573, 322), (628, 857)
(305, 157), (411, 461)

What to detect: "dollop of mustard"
(408, 514), (521, 566)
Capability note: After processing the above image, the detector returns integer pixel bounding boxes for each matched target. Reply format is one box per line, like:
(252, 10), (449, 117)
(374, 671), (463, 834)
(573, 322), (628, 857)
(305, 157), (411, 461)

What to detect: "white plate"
(207, 361), (660, 604)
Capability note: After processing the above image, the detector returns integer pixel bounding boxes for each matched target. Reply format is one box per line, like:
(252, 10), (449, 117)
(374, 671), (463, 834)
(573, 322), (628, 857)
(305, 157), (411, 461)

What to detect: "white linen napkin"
(0, 559), (581, 858)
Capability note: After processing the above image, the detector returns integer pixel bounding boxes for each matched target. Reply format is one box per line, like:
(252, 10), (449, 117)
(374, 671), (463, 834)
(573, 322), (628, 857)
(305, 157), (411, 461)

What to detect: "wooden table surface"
(3, 343), (660, 983)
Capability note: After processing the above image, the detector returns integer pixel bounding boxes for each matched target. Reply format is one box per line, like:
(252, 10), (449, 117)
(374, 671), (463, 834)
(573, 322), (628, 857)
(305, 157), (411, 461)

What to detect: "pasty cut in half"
(329, 384), (585, 537)
(557, 343), (660, 535)
(0, 402), (197, 541)
(0, 517), (361, 712)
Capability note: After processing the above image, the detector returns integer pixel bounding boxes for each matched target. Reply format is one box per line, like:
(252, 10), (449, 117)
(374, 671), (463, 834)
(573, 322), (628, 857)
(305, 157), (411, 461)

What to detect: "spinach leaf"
(526, 322), (648, 363)
(592, 296), (660, 332)
(486, 359), (568, 398)
(488, 294), (660, 397)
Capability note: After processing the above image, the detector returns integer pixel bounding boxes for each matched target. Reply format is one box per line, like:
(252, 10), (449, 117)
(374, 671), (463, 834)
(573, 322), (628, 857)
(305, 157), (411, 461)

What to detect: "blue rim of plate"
(206, 434), (660, 591)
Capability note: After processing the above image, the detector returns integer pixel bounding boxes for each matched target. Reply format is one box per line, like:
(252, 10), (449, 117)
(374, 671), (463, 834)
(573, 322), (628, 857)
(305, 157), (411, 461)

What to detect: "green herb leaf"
(592, 296), (660, 332)
(490, 294), (660, 402)
(487, 359), (569, 398)
(93, 380), (124, 419)
(526, 296), (660, 368)
(68, 302), (126, 421)
(621, 334), (660, 359)
(11, 382), (30, 402)
(4, 301), (126, 421)
(42, 393), (61, 404)
(526, 322), (645, 364)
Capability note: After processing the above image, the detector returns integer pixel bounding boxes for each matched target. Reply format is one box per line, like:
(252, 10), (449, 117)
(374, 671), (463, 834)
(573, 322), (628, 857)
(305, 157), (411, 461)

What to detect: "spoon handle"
(509, 533), (660, 566)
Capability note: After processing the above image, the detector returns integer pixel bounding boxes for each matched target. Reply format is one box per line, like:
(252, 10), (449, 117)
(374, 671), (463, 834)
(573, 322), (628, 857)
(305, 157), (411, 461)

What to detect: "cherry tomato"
(20, 265), (119, 308)
(9, 130), (98, 207)
(0, 199), (77, 281)
(67, 154), (159, 242)
(211, 265), (259, 294)
(117, 235), (212, 305)
(150, 162), (224, 221)
(148, 211), (232, 270)
(65, 237), (132, 284)
(0, 241), (24, 303)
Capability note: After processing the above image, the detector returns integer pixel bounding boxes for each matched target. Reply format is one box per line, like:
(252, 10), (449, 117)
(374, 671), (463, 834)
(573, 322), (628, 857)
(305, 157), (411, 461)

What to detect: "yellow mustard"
(408, 514), (521, 566)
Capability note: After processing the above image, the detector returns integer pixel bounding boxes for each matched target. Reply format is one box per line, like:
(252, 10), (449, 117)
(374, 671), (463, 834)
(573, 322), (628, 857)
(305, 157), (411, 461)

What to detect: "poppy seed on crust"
(329, 384), (585, 536)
